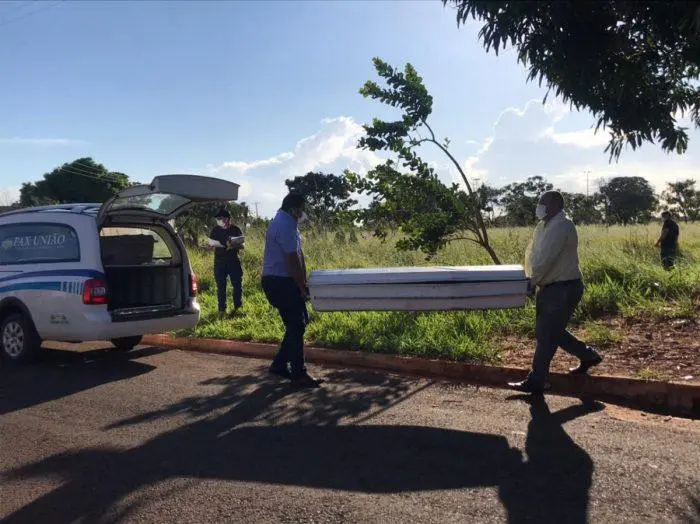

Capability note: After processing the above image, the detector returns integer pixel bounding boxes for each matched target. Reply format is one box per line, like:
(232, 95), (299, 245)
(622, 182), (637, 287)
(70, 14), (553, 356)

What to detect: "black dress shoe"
(507, 379), (551, 394)
(291, 373), (324, 388)
(268, 366), (293, 380)
(569, 353), (603, 375)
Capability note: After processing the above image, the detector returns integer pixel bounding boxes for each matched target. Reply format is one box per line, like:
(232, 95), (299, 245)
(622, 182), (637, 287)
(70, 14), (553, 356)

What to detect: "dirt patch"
(499, 317), (700, 384)
(604, 404), (700, 433)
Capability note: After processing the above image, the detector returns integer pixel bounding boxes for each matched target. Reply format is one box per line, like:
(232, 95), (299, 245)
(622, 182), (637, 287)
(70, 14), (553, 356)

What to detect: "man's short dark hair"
(281, 192), (305, 212)
(215, 208), (231, 219)
(542, 190), (565, 211)
(661, 210), (671, 218)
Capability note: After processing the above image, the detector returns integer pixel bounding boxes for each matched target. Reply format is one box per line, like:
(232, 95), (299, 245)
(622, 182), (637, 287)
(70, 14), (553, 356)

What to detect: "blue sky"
(1, 0), (697, 216)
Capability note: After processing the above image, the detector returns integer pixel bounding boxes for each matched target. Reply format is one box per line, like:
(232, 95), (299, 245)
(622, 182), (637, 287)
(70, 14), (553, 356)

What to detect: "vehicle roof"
(0, 204), (101, 218)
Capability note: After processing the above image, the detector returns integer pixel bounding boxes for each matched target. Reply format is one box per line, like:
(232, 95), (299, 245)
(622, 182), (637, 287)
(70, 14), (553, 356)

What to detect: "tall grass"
(183, 223), (700, 363)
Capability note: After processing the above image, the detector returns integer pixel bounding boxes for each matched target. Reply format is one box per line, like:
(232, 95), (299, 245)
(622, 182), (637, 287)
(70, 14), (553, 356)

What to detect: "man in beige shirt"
(509, 191), (603, 393)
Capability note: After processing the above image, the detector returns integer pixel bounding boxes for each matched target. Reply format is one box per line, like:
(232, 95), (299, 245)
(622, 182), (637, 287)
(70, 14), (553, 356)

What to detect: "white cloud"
(550, 129), (611, 148)
(206, 116), (382, 217)
(464, 99), (700, 194)
(0, 137), (87, 146)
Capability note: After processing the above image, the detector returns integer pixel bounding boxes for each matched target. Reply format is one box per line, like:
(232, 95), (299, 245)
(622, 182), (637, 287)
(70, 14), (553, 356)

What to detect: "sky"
(1, 0), (698, 216)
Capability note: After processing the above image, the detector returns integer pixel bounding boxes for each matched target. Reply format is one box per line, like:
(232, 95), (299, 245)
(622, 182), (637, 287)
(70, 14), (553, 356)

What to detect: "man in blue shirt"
(262, 193), (322, 388)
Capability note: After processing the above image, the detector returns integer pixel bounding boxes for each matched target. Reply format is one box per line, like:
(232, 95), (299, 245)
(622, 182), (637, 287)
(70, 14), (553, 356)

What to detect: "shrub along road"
(1, 344), (698, 523)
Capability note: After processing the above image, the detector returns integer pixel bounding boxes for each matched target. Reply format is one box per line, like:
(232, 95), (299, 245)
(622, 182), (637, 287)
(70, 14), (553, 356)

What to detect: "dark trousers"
(661, 248), (676, 270)
(214, 260), (243, 312)
(261, 276), (308, 377)
(527, 279), (597, 386)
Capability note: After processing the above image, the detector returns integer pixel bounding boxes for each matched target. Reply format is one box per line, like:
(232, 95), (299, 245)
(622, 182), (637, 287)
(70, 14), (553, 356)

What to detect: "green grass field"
(182, 223), (700, 364)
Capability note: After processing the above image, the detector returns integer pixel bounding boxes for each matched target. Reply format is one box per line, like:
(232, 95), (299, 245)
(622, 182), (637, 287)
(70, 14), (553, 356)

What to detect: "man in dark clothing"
(655, 211), (680, 270)
(209, 209), (244, 316)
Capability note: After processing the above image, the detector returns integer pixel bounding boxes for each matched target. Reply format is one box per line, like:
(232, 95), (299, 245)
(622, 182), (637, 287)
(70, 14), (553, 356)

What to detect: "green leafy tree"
(562, 193), (603, 225)
(661, 179), (700, 221)
(353, 57), (501, 263)
(475, 183), (502, 223)
(447, 1), (700, 159)
(349, 162), (486, 257)
(20, 158), (130, 206)
(497, 176), (552, 226)
(284, 172), (358, 230)
(597, 176), (658, 224)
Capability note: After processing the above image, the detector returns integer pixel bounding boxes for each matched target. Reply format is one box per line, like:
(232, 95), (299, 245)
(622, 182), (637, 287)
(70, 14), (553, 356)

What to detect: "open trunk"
(100, 226), (184, 321)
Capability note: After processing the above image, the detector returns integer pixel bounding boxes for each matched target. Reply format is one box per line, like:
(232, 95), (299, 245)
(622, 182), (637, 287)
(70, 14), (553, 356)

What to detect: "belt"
(543, 278), (582, 288)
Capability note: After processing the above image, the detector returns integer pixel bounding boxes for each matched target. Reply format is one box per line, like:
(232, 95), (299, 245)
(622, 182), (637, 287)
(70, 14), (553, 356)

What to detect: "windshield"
(107, 193), (190, 216)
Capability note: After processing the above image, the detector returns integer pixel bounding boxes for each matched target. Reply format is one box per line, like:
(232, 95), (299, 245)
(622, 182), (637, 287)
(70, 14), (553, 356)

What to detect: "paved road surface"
(1, 345), (698, 523)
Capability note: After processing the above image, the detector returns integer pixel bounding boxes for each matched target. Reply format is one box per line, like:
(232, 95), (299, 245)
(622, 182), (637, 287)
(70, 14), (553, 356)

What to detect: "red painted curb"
(142, 334), (699, 418)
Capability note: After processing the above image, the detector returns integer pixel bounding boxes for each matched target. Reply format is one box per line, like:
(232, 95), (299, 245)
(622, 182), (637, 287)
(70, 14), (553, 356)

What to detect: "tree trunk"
(481, 240), (502, 265)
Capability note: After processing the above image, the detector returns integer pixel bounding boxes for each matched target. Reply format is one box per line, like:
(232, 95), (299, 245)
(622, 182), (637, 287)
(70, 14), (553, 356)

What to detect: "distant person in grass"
(655, 211), (680, 270)
(209, 208), (244, 317)
(509, 191), (603, 394)
(261, 193), (323, 388)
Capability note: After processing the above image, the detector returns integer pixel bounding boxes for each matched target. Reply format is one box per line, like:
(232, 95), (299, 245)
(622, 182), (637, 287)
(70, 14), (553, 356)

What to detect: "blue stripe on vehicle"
(0, 281), (63, 293)
(0, 269), (104, 284)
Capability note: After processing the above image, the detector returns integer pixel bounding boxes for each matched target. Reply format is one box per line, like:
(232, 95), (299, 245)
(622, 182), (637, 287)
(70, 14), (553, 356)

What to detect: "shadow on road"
(677, 493), (700, 523)
(501, 394), (604, 524)
(0, 346), (162, 415)
(2, 369), (601, 524)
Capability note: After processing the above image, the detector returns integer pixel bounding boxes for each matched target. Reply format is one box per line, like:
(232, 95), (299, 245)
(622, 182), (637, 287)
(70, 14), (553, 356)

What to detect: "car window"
(107, 193), (190, 217)
(100, 226), (174, 265)
(0, 223), (81, 265)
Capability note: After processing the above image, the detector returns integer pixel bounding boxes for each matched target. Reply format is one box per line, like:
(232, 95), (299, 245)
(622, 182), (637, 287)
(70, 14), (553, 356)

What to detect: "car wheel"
(111, 336), (143, 352)
(1, 313), (41, 362)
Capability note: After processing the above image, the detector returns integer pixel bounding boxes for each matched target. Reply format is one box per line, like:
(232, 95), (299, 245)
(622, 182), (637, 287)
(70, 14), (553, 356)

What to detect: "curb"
(142, 334), (700, 418)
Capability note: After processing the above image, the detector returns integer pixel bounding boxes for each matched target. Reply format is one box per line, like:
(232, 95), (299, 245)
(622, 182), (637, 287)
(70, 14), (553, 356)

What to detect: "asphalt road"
(1, 345), (699, 524)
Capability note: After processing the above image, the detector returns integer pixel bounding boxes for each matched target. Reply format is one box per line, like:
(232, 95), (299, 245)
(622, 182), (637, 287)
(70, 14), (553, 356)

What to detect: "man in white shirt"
(509, 191), (603, 393)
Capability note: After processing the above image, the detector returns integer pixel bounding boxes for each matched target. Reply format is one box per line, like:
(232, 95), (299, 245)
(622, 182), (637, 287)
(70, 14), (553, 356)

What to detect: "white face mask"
(216, 219), (226, 228)
(535, 204), (548, 221)
(298, 211), (308, 224)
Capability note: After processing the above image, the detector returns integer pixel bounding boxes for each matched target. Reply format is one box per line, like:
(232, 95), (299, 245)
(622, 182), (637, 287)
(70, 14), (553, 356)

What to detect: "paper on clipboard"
(207, 238), (225, 248)
(229, 235), (245, 247)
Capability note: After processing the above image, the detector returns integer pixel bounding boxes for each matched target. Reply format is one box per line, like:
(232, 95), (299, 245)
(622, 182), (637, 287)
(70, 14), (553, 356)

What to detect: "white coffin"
(309, 265), (528, 312)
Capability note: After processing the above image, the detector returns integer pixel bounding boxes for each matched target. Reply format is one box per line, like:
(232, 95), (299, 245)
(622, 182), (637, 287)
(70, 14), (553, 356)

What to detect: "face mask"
(298, 211), (308, 223)
(535, 204), (548, 221)
(216, 219), (226, 228)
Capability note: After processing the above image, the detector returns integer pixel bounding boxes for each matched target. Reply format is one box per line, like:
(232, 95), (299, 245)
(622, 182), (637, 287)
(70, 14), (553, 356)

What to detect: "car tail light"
(83, 279), (108, 305)
(189, 272), (198, 297)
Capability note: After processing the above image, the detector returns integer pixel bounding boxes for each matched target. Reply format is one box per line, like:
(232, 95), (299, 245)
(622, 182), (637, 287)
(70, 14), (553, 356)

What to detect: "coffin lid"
(309, 265), (527, 286)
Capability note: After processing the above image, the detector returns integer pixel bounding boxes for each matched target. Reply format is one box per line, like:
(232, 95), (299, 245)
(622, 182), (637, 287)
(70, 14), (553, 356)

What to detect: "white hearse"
(0, 174), (238, 362)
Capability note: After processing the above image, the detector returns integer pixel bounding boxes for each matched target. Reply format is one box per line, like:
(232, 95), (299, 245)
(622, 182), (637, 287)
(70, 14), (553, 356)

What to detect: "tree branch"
(421, 119), (491, 247)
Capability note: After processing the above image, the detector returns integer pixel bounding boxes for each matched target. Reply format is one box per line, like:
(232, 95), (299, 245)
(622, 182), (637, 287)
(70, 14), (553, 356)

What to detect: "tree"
(447, 1), (700, 159)
(19, 158), (130, 207)
(284, 172), (357, 229)
(562, 193), (603, 225)
(475, 183), (502, 223)
(661, 179), (700, 221)
(597, 176), (657, 224)
(497, 176), (552, 226)
(349, 162), (488, 257)
(353, 57), (501, 263)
